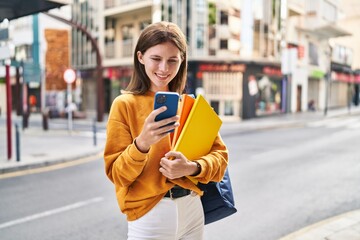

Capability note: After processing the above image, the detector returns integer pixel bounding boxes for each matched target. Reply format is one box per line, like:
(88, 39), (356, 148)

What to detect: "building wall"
(44, 29), (70, 91)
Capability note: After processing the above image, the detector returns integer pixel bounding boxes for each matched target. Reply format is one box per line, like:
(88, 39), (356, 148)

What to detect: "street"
(1, 115), (360, 240)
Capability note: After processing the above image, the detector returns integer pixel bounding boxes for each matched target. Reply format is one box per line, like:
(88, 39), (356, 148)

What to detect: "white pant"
(128, 194), (204, 240)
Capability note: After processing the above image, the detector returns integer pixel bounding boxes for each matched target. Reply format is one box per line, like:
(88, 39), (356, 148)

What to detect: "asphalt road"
(1, 115), (360, 240)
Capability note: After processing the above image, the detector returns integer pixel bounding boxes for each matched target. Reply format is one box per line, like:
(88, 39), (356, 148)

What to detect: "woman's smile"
(137, 42), (183, 92)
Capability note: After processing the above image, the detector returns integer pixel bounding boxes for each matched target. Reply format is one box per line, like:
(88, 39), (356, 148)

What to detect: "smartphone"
(154, 92), (179, 132)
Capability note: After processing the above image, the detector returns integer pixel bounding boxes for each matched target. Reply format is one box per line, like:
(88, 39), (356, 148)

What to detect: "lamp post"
(63, 68), (76, 132)
(324, 43), (332, 116)
(1, 21), (13, 160)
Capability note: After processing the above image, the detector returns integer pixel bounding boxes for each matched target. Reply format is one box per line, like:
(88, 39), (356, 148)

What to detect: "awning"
(0, 0), (70, 22)
(297, 23), (351, 39)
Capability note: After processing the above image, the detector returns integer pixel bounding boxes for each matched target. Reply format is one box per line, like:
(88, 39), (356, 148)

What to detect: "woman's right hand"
(135, 106), (179, 153)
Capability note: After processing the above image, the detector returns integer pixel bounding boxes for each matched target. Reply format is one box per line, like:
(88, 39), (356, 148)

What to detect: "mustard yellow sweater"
(104, 91), (228, 221)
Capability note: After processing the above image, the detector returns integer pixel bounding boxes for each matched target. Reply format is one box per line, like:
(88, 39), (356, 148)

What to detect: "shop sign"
(354, 75), (360, 83)
(198, 63), (246, 72)
(197, 63), (246, 79)
(263, 66), (282, 77)
(331, 71), (353, 83)
(310, 69), (325, 79)
(105, 67), (133, 80)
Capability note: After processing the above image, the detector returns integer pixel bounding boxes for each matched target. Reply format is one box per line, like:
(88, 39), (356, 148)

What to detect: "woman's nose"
(159, 61), (168, 71)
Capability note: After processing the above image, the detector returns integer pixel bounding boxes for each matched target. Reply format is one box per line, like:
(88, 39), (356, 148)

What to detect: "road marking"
(0, 197), (104, 230)
(0, 152), (102, 180)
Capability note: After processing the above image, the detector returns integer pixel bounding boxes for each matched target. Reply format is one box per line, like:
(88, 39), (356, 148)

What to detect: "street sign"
(23, 61), (41, 83)
(0, 45), (10, 60)
(63, 68), (76, 84)
(0, 28), (9, 41)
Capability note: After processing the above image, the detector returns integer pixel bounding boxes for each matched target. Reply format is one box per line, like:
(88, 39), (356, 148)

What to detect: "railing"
(105, 0), (148, 9)
(105, 41), (115, 58)
(122, 39), (133, 57)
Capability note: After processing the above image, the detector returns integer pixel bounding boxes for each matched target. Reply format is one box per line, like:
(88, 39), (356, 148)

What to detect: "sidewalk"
(0, 113), (107, 174)
(1, 106), (360, 240)
(279, 209), (360, 240)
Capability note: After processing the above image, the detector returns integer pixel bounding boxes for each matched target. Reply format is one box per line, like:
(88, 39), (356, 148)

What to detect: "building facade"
(4, 0), (359, 122)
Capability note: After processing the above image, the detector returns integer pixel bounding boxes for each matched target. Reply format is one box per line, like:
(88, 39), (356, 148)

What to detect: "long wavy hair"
(125, 21), (188, 95)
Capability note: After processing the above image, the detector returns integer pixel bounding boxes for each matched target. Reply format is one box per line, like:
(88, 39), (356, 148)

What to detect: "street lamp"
(324, 41), (333, 116)
(0, 19), (13, 160)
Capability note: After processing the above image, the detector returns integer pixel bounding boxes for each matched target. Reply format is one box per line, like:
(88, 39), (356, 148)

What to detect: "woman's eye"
(151, 58), (161, 61)
(168, 59), (179, 64)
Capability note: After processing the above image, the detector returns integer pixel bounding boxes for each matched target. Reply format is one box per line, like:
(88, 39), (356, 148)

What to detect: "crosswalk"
(306, 116), (360, 129)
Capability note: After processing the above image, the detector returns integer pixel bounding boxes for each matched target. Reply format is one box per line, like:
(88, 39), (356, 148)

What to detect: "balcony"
(104, 39), (134, 60)
(105, 0), (147, 9)
(122, 39), (133, 57)
(104, 0), (152, 18)
(287, 0), (305, 16)
(105, 41), (115, 59)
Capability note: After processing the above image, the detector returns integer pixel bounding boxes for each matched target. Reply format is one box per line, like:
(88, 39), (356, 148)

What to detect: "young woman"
(104, 21), (228, 240)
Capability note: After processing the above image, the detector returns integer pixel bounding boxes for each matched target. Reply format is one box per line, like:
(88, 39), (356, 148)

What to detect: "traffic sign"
(63, 68), (76, 84)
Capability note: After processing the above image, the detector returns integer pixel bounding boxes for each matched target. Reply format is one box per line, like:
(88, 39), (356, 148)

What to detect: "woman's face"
(137, 42), (183, 92)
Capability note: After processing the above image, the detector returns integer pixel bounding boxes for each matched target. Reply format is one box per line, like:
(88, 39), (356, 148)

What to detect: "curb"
(279, 209), (360, 240)
(0, 150), (104, 175)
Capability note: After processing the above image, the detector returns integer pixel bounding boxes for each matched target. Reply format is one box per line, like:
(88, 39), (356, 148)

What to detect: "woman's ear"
(137, 51), (144, 64)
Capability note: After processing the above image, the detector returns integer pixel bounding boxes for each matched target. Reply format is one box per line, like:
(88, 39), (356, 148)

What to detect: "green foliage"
(208, 2), (216, 25)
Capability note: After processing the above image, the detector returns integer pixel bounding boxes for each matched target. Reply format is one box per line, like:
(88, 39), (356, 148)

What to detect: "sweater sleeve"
(193, 134), (229, 184)
(104, 97), (148, 187)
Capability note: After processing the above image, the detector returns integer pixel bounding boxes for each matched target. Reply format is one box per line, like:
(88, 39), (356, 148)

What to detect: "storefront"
(330, 62), (353, 109)
(242, 63), (283, 119)
(188, 61), (245, 121)
(103, 66), (133, 112)
(308, 69), (325, 112)
(188, 60), (284, 120)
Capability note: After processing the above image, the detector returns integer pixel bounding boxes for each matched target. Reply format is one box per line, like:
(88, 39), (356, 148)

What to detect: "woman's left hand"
(159, 151), (199, 179)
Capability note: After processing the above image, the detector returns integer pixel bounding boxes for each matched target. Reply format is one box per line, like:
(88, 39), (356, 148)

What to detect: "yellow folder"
(172, 94), (222, 182)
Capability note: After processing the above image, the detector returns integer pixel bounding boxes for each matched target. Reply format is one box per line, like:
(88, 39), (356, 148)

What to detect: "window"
(309, 42), (318, 65)
(224, 101), (234, 116)
(140, 20), (151, 31)
(196, 24), (204, 49)
(196, 0), (206, 12)
(122, 24), (134, 57)
(220, 11), (228, 25)
(220, 39), (228, 49)
(122, 24), (134, 40)
(15, 44), (32, 61)
(322, 0), (337, 22)
(177, 0), (182, 24)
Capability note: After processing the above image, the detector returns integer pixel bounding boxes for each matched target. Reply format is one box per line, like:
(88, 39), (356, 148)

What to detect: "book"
(172, 94), (222, 183)
(171, 94), (195, 149)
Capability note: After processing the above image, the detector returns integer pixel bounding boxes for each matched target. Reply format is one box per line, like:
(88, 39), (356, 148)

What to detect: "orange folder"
(172, 94), (222, 183)
(171, 94), (195, 149)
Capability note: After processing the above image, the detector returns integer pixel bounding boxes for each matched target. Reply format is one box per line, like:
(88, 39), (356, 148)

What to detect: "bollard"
(22, 111), (29, 130)
(93, 118), (97, 146)
(15, 123), (20, 162)
(42, 111), (49, 131)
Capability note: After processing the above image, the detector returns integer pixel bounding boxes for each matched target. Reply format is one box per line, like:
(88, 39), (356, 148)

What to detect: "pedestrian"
(104, 21), (228, 240)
